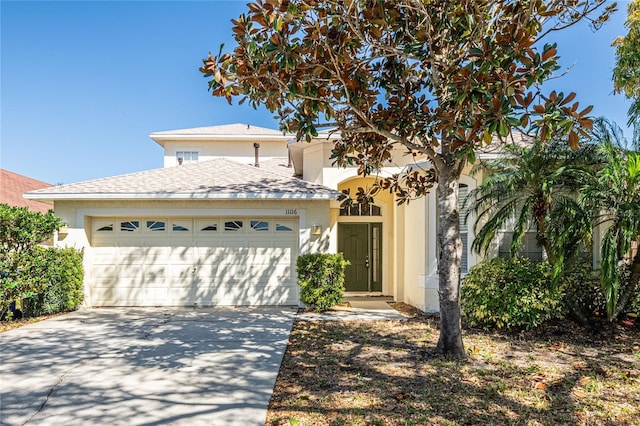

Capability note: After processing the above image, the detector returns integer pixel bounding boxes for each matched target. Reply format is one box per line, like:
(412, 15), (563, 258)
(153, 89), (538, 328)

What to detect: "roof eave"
(24, 192), (339, 201)
(150, 134), (294, 147)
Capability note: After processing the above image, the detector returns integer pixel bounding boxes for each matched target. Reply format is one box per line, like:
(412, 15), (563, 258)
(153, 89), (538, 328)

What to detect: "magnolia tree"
(201, 0), (615, 359)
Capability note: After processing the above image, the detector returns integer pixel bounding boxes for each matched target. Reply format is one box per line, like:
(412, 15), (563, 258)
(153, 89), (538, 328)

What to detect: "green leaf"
(498, 120), (509, 137)
(506, 116), (521, 127)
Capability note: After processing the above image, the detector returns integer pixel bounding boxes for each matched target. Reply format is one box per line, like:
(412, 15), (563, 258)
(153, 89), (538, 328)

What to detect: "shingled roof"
(24, 158), (339, 202)
(151, 123), (288, 136)
(0, 169), (53, 213)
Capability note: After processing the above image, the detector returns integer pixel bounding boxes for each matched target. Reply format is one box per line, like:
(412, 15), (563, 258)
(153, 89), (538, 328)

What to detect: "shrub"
(297, 253), (349, 312)
(629, 290), (640, 315)
(461, 256), (564, 330)
(0, 204), (61, 317)
(560, 262), (606, 320)
(23, 247), (84, 316)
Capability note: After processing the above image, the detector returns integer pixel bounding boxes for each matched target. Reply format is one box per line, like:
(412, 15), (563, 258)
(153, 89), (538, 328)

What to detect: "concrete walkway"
(296, 298), (407, 321)
(0, 307), (296, 426)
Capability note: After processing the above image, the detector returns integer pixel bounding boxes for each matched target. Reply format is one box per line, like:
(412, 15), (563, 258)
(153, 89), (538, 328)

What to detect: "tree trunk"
(434, 159), (467, 360)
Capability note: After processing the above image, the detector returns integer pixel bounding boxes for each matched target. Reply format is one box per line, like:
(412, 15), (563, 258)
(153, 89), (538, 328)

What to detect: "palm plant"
(467, 140), (594, 266)
(579, 120), (640, 319)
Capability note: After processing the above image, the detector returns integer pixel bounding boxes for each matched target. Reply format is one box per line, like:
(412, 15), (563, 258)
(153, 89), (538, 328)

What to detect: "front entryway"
(338, 223), (382, 292)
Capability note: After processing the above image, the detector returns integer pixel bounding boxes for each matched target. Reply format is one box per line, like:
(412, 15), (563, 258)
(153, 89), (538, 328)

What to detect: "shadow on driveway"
(0, 307), (296, 425)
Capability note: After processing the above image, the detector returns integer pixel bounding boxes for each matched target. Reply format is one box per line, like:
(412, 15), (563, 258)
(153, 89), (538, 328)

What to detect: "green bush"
(461, 256), (565, 330)
(560, 262), (606, 319)
(629, 290), (640, 315)
(297, 253), (349, 312)
(0, 204), (61, 316)
(23, 247), (84, 316)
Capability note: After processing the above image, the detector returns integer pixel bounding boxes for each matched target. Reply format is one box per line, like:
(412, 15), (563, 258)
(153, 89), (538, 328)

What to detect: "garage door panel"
(221, 241), (246, 248)
(192, 285), (218, 300)
(91, 275), (119, 288)
(196, 247), (247, 262)
(92, 247), (119, 263)
(143, 239), (171, 248)
(144, 265), (167, 282)
(116, 264), (144, 279)
(142, 245), (169, 257)
(116, 247), (147, 263)
(92, 238), (117, 248)
(193, 263), (291, 282)
(169, 243), (196, 261)
(89, 216), (299, 306)
(92, 286), (147, 307)
(145, 287), (169, 304)
(216, 285), (297, 305)
(168, 264), (195, 280)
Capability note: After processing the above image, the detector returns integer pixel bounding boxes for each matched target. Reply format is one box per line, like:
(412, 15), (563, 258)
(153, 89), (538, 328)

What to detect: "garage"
(88, 216), (299, 306)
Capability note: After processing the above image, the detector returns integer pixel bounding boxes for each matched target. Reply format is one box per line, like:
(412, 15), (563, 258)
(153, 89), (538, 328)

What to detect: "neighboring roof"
(477, 132), (534, 158)
(0, 169), (53, 213)
(149, 123), (294, 146)
(24, 158), (340, 202)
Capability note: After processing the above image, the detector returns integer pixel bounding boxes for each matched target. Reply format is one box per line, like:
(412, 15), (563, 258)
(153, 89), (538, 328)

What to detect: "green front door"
(338, 223), (382, 292)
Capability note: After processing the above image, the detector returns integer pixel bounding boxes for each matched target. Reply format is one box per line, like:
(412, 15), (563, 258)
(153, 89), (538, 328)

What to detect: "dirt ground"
(267, 303), (640, 425)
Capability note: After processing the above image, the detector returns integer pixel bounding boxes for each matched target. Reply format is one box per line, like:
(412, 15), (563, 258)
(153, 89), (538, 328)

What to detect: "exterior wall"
(398, 198), (428, 311)
(162, 139), (289, 167)
(302, 143), (325, 184)
(292, 139), (429, 187)
(53, 198), (331, 306)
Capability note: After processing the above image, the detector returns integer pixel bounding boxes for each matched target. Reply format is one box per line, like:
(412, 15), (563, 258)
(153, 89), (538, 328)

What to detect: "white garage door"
(89, 217), (299, 306)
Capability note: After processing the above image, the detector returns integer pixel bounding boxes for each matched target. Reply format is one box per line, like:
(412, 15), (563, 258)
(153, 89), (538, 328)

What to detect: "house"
(26, 123), (534, 312)
(1, 169), (53, 214)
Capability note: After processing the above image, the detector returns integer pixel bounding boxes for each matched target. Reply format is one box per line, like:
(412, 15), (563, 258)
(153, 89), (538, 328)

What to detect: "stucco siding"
(162, 140), (289, 167)
(302, 144), (325, 184)
(398, 199), (428, 311)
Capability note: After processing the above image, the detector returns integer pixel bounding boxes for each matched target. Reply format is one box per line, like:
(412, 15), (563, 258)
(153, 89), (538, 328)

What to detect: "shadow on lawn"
(268, 318), (640, 425)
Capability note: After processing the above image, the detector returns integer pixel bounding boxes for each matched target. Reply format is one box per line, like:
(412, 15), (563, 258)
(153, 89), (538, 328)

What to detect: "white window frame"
(175, 150), (200, 165)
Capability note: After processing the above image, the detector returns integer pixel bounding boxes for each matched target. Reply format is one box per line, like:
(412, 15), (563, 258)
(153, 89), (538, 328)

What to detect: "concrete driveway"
(0, 307), (296, 425)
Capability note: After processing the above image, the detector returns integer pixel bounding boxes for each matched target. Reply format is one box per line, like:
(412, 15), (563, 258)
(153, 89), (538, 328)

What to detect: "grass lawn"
(266, 305), (640, 425)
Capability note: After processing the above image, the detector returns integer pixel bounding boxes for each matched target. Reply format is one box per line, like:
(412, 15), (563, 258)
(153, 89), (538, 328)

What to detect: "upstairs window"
(176, 151), (199, 165)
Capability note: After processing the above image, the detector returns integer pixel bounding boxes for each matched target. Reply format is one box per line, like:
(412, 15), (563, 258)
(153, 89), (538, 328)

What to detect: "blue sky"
(0, 0), (633, 184)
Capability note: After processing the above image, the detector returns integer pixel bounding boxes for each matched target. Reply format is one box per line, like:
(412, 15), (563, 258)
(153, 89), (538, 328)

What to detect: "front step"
(342, 293), (394, 302)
